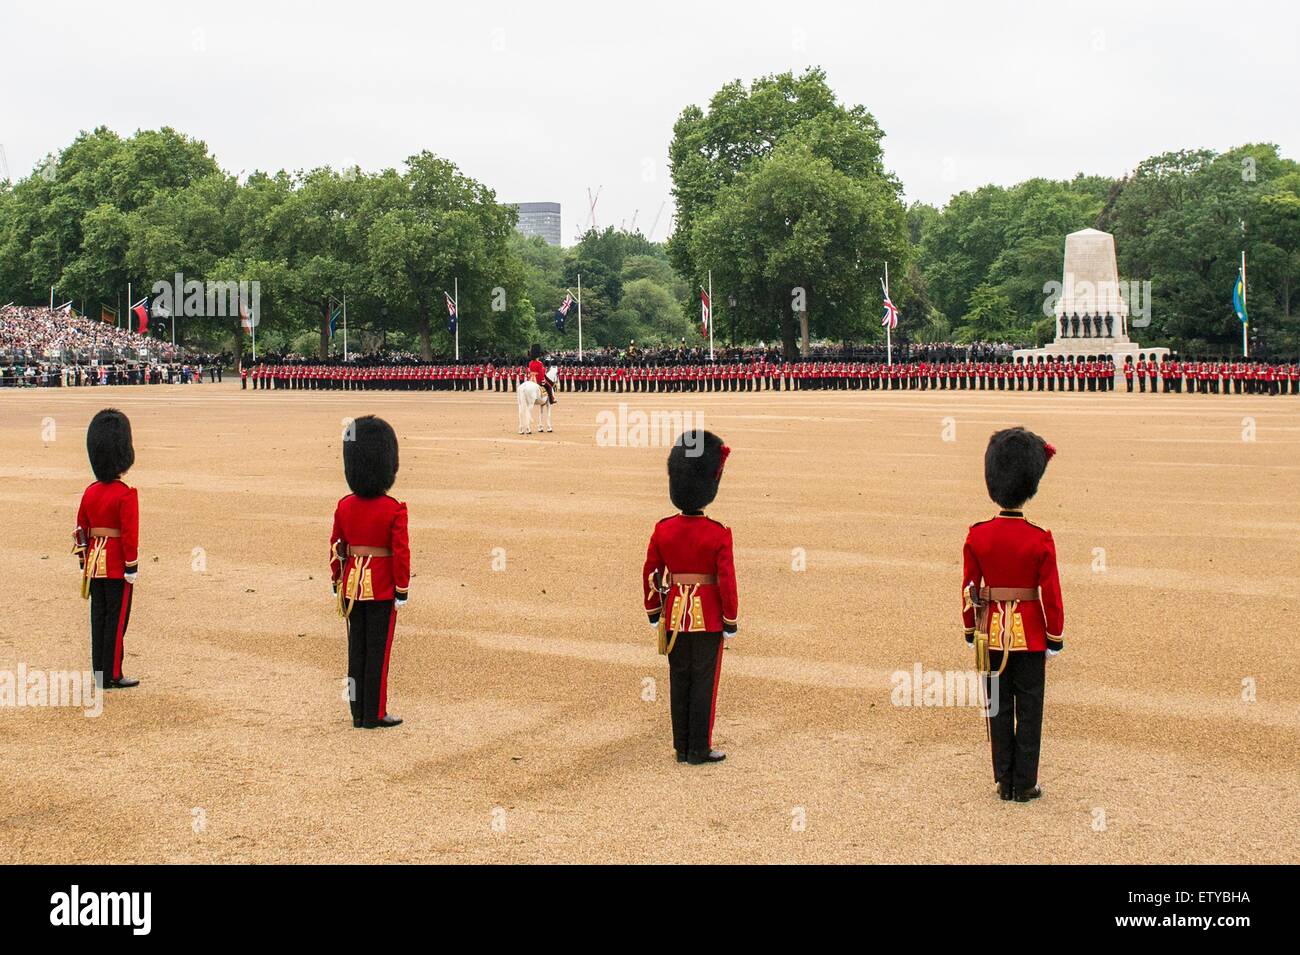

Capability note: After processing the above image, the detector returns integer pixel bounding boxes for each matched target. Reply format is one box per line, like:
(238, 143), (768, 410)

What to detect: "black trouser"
(347, 600), (396, 726)
(89, 578), (132, 685)
(986, 650), (1045, 791)
(667, 631), (724, 754)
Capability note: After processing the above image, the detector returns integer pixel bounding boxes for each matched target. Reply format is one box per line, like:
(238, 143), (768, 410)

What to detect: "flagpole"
(126, 283), (131, 332)
(1241, 251), (1249, 358)
(577, 272), (583, 361)
(885, 262), (892, 366)
(453, 278), (459, 361)
(343, 295), (349, 362)
(708, 270), (714, 362)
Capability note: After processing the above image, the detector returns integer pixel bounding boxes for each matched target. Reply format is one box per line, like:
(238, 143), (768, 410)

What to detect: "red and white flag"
(131, 297), (150, 336)
(700, 288), (711, 338)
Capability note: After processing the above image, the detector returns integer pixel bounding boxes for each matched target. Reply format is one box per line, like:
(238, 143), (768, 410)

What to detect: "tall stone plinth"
(1015, 227), (1167, 367)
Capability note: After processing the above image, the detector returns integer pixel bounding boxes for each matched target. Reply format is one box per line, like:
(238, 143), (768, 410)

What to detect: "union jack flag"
(555, 292), (574, 331)
(881, 282), (899, 329)
(444, 291), (458, 333)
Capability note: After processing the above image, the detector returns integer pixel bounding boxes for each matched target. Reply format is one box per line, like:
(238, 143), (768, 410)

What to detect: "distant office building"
(511, 202), (561, 246)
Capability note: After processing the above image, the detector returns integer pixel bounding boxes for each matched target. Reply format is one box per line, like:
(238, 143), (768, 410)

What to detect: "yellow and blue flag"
(1233, 269), (1248, 325)
(328, 299), (343, 338)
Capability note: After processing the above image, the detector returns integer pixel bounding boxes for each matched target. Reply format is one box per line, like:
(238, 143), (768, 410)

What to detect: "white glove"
(124, 572), (138, 584)
(395, 598), (407, 609)
(1047, 648), (1061, 658)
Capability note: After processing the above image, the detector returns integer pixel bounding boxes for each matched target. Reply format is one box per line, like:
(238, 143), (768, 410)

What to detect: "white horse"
(516, 367), (559, 434)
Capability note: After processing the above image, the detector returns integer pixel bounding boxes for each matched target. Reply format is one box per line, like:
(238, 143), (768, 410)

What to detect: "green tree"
(669, 68), (908, 353)
(957, 283), (1018, 342)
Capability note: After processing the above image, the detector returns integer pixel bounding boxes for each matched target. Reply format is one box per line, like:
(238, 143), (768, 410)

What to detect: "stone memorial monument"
(1014, 227), (1167, 369)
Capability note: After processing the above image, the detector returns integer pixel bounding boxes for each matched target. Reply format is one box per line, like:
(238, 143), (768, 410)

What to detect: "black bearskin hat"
(343, 415), (399, 499)
(529, 343), (543, 360)
(86, 408), (134, 482)
(668, 430), (729, 513)
(984, 427), (1054, 510)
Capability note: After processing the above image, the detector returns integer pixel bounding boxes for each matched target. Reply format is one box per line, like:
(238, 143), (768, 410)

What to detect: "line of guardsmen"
(1122, 356), (1300, 395)
(241, 355), (1300, 395)
(243, 356), (1124, 393)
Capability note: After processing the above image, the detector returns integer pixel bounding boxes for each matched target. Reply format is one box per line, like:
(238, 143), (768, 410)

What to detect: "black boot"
(675, 750), (688, 763)
(1014, 784), (1042, 802)
(687, 749), (726, 764)
(998, 780), (1014, 801)
(364, 715), (403, 729)
(109, 676), (140, 688)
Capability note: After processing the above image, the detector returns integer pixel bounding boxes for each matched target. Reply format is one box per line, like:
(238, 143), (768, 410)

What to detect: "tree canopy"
(2, 83), (1296, 358)
(668, 68), (909, 354)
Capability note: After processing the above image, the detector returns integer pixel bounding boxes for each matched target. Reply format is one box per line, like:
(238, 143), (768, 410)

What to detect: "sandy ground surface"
(1, 381), (1297, 864)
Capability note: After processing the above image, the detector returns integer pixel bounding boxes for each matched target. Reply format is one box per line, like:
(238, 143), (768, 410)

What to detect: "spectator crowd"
(0, 304), (225, 387)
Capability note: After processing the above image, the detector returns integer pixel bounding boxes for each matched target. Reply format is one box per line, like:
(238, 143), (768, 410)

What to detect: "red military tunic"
(642, 514), (739, 634)
(961, 509), (1064, 652)
(74, 480), (140, 580)
(329, 494), (411, 602)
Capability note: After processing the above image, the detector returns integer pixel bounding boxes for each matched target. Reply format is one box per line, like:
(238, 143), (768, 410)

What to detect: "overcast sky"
(5, 0), (1297, 244)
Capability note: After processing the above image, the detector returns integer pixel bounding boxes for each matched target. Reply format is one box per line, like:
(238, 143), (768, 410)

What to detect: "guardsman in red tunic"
(527, 344), (555, 404)
(330, 416), (410, 729)
(962, 427), (1064, 802)
(73, 409), (141, 689)
(642, 431), (738, 765)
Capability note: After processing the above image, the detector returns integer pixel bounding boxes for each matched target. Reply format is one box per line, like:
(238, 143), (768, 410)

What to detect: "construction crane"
(644, 198), (665, 239)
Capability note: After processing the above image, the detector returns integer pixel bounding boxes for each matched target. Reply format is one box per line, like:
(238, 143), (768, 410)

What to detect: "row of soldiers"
(241, 355), (1300, 395)
(244, 356), (1119, 393)
(1123, 357), (1300, 395)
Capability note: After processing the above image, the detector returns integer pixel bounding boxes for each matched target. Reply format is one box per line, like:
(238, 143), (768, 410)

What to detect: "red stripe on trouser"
(378, 608), (397, 718)
(707, 638), (725, 747)
(113, 581), (133, 680)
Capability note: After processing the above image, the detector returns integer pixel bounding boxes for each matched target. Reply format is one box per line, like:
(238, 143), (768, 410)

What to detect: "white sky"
(4, 0), (1297, 244)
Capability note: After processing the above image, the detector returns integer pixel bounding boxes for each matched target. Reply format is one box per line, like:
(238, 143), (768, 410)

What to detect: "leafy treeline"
(3, 74), (1298, 357)
(0, 127), (691, 358)
(514, 226), (694, 351)
(906, 146), (1300, 352)
(668, 69), (1298, 354)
